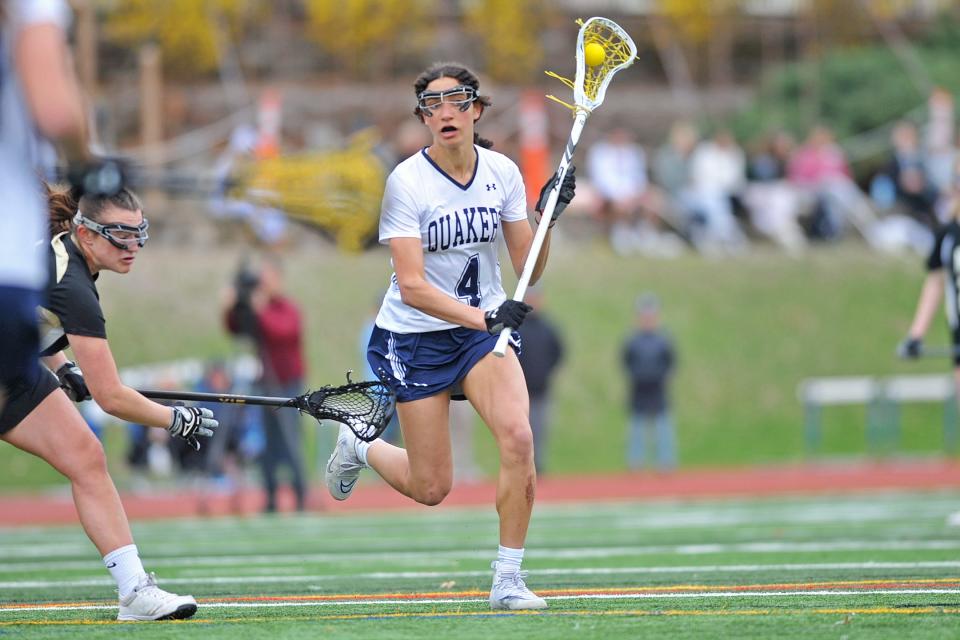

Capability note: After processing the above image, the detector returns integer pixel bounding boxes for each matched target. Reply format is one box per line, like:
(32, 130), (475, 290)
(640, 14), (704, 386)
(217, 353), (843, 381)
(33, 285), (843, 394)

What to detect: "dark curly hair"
(413, 62), (493, 149)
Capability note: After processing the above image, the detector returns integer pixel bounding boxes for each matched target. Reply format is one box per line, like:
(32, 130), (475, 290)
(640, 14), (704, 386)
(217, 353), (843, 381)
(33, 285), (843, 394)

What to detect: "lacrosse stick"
(493, 16), (637, 356)
(139, 372), (396, 442)
(897, 344), (960, 360)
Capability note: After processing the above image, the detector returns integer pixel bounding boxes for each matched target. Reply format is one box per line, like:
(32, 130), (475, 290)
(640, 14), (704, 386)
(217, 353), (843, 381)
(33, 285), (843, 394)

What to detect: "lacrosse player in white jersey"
(0, 0), (124, 406)
(325, 62), (576, 610)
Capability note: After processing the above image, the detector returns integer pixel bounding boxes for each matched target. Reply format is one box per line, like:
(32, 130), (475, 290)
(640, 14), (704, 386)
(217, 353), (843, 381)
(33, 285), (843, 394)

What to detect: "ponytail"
(46, 184), (77, 237)
(474, 132), (494, 149)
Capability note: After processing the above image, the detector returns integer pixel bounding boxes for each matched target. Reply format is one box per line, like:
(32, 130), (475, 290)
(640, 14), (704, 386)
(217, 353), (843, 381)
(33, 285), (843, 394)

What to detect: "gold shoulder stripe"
(51, 232), (70, 284)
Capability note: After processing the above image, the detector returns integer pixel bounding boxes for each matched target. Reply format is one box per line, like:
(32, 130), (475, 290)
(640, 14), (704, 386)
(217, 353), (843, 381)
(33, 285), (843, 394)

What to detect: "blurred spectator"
(654, 120), (699, 226)
(788, 125), (877, 241)
(688, 129), (748, 253)
(622, 294), (677, 471)
(126, 422), (174, 483)
(586, 127), (668, 255)
(885, 121), (938, 228)
(743, 131), (806, 254)
(924, 87), (955, 197)
(516, 288), (565, 475)
(209, 124), (290, 246)
(867, 121), (938, 255)
(224, 254), (308, 513)
(379, 118), (431, 170)
(194, 361), (255, 515)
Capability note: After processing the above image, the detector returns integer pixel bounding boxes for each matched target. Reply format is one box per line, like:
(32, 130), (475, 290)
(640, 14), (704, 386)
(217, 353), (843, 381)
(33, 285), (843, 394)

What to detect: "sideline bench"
(797, 374), (957, 454)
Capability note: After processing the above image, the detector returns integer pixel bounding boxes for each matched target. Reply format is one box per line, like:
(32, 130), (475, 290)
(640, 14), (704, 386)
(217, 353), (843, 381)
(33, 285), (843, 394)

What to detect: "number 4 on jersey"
(456, 254), (481, 307)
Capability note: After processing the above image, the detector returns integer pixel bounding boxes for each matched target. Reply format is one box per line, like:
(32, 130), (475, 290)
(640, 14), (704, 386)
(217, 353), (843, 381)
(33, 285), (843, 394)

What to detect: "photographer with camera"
(223, 254), (308, 513)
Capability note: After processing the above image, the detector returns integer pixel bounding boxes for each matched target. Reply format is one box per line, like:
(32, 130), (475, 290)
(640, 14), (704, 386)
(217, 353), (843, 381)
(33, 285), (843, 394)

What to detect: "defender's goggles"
(417, 85), (477, 117)
(73, 211), (149, 250)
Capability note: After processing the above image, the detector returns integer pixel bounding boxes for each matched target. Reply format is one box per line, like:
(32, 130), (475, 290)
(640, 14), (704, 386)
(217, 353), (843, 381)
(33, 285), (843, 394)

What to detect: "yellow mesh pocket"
(580, 19), (636, 104)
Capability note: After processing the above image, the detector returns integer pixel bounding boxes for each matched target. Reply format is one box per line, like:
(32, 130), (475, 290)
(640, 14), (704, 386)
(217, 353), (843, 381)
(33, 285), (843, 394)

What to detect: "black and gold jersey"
(37, 233), (106, 357)
(927, 219), (960, 331)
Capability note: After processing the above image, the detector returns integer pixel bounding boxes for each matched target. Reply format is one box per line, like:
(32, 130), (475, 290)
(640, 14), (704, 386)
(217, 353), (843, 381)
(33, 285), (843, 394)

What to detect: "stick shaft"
(139, 389), (294, 407)
(493, 110), (589, 357)
(919, 346), (960, 359)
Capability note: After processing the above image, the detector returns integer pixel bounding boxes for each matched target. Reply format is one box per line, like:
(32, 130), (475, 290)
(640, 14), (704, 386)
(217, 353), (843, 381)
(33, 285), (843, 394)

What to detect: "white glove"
(169, 406), (218, 451)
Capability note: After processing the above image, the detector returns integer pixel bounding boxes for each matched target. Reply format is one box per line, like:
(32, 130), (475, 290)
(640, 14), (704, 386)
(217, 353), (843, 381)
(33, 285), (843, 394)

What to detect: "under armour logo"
(486, 183), (497, 191)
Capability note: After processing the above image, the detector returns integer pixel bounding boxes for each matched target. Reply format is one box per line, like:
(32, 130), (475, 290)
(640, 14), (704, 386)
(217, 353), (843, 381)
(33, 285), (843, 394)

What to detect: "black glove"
(66, 156), (128, 200)
(169, 405), (218, 451)
(55, 361), (91, 402)
(485, 300), (533, 334)
(535, 165), (577, 227)
(897, 337), (923, 359)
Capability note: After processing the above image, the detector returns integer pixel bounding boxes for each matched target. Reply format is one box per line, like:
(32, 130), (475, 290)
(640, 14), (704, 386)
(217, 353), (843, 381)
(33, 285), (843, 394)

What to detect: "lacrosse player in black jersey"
(900, 159), (960, 525)
(900, 158), (960, 367)
(0, 185), (217, 621)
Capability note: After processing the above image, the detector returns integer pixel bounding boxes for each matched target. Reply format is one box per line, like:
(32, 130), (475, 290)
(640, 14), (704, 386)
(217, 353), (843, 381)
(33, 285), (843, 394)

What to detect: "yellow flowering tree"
(101, 0), (262, 76)
(462, 0), (554, 83)
(656, 0), (738, 46)
(304, 0), (436, 77)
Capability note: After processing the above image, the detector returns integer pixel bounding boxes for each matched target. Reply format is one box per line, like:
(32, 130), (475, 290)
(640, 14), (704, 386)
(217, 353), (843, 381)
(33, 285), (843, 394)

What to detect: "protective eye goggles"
(416, 85), (477, 117)
(73, 211), (149, 250)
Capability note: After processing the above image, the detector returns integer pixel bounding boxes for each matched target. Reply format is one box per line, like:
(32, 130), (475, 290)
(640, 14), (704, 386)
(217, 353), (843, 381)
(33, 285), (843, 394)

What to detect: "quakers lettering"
(426, 206), (500, 252)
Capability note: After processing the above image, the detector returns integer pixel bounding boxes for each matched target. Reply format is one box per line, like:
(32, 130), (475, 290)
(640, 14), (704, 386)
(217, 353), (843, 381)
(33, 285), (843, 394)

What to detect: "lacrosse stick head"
(573, 17), (637, 112)
(295, 374), (396, 442)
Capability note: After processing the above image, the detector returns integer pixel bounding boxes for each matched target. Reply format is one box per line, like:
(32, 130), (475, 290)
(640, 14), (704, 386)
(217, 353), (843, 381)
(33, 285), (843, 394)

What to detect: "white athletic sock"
(103, 544), (146, 599)
(496, 545), (524, 575)
(356, 439), (372, 466)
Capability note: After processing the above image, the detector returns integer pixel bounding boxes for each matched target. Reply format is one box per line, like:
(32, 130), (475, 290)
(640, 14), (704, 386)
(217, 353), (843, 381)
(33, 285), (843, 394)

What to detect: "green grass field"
(1, 490), (959, 638)
(2, 240), (955, 490)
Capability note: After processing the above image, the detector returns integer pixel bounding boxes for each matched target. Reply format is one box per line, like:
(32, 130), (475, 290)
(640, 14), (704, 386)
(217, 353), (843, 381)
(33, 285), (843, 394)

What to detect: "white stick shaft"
(493, 110), (589, 357)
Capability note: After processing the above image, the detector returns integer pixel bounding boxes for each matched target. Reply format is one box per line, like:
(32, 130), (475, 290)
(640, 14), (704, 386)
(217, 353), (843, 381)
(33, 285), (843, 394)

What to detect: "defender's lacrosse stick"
(139, 372), (396, 442)
(493, 16), (637, 356)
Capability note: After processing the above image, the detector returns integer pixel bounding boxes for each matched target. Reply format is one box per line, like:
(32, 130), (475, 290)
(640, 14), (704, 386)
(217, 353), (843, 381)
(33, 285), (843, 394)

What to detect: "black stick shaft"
(139, 389), (294, 407)
(921, 346), (960, 358)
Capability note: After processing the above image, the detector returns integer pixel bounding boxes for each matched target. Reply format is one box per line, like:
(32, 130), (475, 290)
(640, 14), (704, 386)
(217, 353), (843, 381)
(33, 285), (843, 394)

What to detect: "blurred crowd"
(573, 87), (958, 259)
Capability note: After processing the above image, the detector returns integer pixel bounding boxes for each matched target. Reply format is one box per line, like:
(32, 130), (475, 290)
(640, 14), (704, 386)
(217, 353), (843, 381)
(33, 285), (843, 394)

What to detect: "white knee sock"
(496, 545), (524, 575)
(103, 544), (146, 599)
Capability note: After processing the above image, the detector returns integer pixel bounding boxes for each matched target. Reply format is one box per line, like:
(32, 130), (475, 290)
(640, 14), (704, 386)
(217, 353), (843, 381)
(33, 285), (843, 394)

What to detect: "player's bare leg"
(2, 391), (132, 554)
(326, 392), (453, 504)
(462, 350), (535, 548)
(462, 349), (546, 610)
(365, 393), (454, 505)
(3, 391), (196, 620)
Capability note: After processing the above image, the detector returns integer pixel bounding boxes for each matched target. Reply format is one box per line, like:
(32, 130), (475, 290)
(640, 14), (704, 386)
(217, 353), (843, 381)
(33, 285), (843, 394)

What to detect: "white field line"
(1, 561), (959, 590)
(2, 589), (960, 614)
(2, 539), (960, 571)
(3, 497), (957, 544)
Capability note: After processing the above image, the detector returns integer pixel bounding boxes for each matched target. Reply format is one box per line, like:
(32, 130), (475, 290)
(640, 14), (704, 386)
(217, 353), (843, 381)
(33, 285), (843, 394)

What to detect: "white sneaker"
(489, 561), (547, 610)
(325, 424), (366, 501)
(117, 573), (197, 621)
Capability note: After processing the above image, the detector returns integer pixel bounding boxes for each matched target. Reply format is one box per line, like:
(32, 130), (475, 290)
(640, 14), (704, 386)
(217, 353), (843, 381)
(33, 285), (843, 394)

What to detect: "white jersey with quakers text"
(376, 145), (528, 334)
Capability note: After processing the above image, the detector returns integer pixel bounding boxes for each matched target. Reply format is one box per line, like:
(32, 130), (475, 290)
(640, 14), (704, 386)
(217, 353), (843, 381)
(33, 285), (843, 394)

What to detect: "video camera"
(231, 263), (261, 340)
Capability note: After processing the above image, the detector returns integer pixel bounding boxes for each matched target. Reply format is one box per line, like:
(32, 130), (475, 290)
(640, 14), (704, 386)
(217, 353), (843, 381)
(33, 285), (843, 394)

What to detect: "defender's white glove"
(169, 406), (218, 451)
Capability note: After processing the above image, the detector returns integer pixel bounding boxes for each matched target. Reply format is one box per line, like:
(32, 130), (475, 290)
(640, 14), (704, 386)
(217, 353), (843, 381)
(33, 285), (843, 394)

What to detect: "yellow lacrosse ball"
(584, 42), (606, 67)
